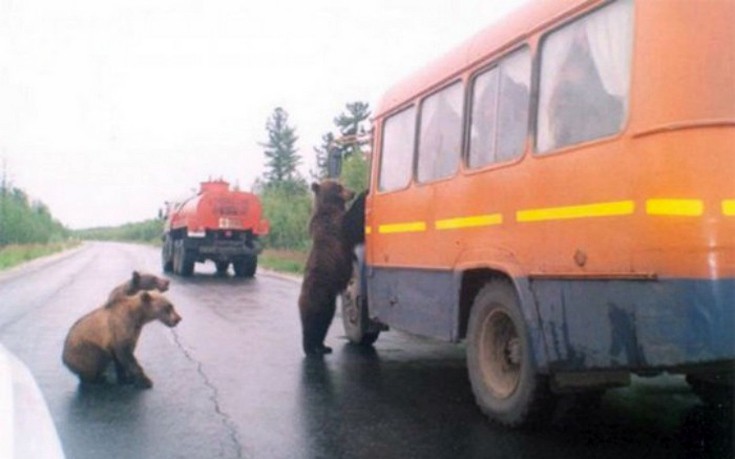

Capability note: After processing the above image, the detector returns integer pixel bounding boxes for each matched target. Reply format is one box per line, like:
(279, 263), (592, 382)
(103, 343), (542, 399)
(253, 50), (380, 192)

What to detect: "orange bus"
(339, 0), (735, 427)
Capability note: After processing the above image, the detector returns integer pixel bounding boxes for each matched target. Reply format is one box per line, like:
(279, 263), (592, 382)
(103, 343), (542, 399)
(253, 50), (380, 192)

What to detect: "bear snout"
(159, 279), (170, 292)
(163, 311), (182, 327)
(171, 313), (182, 327)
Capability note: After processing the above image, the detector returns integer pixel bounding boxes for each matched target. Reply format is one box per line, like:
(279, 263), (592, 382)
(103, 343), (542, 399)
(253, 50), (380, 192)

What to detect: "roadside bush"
(0, 186), (69, 246)
(259, 182), (311, 250)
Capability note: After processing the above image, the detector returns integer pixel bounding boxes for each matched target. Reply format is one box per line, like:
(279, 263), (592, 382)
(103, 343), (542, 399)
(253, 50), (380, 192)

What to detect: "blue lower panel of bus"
(368, 266), (734, 372)
(368, 267), (459, 342)
(531, 278), (735, 372)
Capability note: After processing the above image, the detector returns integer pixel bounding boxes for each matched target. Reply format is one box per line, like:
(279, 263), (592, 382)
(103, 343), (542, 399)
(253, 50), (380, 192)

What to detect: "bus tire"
(687, 373), (734, 408)
(466, 279), (553, 428)
(340, 261), (380, 346)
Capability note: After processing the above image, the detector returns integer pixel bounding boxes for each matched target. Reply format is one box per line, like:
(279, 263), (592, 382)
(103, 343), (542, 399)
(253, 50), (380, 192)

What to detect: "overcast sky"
(0, 0), (527, 229)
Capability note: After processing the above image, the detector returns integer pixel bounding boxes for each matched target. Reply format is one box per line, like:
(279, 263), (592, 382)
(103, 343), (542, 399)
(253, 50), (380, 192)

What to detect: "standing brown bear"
(106, 270), (170, 303)
(298, 180), (355, 355)
(62, 290), (182, 388)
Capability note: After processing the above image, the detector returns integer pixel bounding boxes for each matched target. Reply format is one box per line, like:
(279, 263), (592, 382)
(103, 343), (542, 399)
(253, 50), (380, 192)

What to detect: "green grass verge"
(0, 241), (81, 271)
(259, 249), (306, 275)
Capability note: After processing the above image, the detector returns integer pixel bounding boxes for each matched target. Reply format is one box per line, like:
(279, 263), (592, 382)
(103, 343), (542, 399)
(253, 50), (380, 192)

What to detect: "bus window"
(417, 81), (463, 183)
(469, 68), (499, 168)
(536, 0), (633, 153)
(378, 106), (416, 192)
(469, 48), (531, 168)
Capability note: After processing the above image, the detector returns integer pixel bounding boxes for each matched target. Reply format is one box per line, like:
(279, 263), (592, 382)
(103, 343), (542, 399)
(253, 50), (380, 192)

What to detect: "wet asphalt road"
(0, 242), (732, 459)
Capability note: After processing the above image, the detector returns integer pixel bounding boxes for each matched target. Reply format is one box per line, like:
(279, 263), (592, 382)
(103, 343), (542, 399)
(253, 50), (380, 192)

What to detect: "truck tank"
(162, 180), (269, 277)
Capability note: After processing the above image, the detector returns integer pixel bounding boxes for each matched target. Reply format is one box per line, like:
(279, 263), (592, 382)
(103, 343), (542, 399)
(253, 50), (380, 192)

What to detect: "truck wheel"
(215, 262), (229, 276)
(234, 255), (257, 278)
(173, 240), (194, 277)
(162, 236), (174, 273)
(340, 260), (380, 346)
(180, 251), (194, 277)
(466, 279), (553, 428)
(172, 240), (182, 274)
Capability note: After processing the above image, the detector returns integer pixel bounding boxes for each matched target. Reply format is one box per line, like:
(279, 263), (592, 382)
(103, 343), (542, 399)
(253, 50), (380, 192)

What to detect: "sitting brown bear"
(62, 290), (182, 388)
(298, 180), (355, 355)
(107, 271), (170, 304)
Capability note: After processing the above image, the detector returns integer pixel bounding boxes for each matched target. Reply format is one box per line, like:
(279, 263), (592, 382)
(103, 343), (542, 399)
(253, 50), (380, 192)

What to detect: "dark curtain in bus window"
(417, 82), (463, 182)
(378, 106), (416, 192)
(537, 0), (633, 153)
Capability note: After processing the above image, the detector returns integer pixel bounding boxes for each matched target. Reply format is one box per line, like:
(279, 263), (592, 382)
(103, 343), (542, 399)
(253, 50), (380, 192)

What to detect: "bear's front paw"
(134, 376), (153, 389)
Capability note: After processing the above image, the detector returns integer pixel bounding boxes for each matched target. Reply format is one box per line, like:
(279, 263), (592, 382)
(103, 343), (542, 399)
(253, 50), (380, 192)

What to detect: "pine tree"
(311, 132), (335, 181)
(313, 102), (371, 179)
(261, 107), (302, 189)
(333, 101), (371, 159)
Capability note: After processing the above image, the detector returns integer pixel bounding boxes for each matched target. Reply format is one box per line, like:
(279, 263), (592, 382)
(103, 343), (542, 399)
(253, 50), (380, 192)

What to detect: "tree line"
(0, 169), (69, 246)
(74, 219), (163, 244)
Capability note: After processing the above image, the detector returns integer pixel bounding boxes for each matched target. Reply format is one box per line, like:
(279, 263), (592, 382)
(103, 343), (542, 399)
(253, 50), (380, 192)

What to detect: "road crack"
(169, 328), (246, 459)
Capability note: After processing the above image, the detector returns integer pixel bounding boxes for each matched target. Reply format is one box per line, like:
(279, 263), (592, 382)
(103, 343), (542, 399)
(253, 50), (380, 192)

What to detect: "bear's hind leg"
(113, 345), (153, 389)
(65, 341), (111, 385)
(301, 295), (337, 356)
(114, 358), (133, 384)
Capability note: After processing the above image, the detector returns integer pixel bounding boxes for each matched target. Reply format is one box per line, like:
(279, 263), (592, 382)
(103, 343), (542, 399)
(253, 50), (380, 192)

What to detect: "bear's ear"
(311, 182), (320, 194)
(140, 291), (152, 303)
(132, 271), (141, 286)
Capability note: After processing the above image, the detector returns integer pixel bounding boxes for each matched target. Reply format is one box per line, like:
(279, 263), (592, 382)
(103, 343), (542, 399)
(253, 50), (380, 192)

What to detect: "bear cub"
(62, 290), (182, 388)
(107, 270), (170, 303)
(298, 180), (355, 356)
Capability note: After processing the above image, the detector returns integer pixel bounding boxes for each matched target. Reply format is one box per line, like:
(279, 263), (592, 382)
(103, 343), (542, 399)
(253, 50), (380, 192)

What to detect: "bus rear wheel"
(340, 261), (380, 346)
(687, 372), (734, 408)
(466, 280), (553, 428)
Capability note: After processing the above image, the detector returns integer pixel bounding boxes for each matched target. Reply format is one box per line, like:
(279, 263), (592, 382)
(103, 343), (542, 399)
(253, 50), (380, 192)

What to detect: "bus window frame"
(531, 0), (634, 156)
(464, 44), (534, 173)
(414, 78), (466, 186)
(376, 104), (419, 195)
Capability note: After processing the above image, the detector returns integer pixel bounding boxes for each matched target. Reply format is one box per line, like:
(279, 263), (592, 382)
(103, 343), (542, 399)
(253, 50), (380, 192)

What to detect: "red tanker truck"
(162, 180), (269, 277)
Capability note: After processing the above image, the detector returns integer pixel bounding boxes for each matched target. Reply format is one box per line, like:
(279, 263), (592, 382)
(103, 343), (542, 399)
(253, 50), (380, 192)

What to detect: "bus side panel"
(366, 267), (553, 372)
(531, 278), (735, 371)
(368, 267), (459, 341)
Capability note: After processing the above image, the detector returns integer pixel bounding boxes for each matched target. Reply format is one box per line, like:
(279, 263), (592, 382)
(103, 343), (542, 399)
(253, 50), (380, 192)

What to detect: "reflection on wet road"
(0, 242), (731, 458)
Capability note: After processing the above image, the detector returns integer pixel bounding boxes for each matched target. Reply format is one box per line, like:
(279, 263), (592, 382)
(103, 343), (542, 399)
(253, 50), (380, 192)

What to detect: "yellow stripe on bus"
(372, 198), (728, 234)
(646, 199), (703, 217)
(723, 200), (735, 216)
(378, 221), (427, 234)
(435, 214), (503, 230)
(516, 200), (635, 223)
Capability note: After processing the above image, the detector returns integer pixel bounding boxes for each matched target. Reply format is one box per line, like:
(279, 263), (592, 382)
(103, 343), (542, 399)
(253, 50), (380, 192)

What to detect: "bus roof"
(374, 0), (594, 119)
